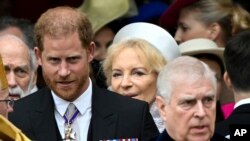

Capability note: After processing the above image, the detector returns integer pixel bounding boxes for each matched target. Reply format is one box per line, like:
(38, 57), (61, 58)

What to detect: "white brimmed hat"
(179, 38), (224, 62)
(113, 22), (180, 61)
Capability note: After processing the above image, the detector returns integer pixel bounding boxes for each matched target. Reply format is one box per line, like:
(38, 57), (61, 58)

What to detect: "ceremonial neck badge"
(63, 104), (79, 141)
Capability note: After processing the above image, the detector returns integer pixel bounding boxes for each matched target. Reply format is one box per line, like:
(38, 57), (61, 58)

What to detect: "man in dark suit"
(155, 56), (228, 141)
(216, 30), (250, 139)
(9, 6), (159, 141)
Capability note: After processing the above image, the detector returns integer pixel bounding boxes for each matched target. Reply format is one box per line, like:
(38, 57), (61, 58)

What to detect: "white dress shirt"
(52, 78), (92, 141)
(234, 98), (250, 109)
(150, 101), (165, 133)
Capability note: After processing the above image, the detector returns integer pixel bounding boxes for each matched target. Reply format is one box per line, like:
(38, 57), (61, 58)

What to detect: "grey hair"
(0, 34), (37, 71)
(28, 46), (37, 72)
(157, 56), (217, 103)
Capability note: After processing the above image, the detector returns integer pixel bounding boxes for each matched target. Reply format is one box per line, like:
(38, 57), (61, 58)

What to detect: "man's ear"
(87, 42), (95, 62)
(224, 71), (233, 90)
(32, 70), (38, 87)
(207, 22), (221, 41)
(156, 95), (167, 122)
(33, 57), (39, 85)
(34, 47), (42, 66)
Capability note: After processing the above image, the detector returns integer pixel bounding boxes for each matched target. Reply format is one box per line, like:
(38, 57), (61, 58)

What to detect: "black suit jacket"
(216, 103), (250, 137)
(9, 85), (159, 141)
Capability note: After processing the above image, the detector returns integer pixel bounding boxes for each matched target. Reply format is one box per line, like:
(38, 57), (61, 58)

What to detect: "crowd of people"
(1, 0), (250, 140)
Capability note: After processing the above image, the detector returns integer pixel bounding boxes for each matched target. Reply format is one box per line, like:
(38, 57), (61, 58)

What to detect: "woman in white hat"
(102, 22), (180, 132)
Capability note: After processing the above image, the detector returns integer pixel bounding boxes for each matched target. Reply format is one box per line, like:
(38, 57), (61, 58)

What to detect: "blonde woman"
(103, 22), (180, 132)
(161, 0), (250, 47)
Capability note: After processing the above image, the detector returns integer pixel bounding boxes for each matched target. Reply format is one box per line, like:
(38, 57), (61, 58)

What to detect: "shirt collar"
(52, 78), (92, 116)
(234, 97), (250, 109)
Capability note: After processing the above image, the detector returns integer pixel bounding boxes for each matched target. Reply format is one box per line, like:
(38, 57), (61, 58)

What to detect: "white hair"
(157, 56), (217, 103)
(0, 34), (37, 71)
(0, 34), (37, 95)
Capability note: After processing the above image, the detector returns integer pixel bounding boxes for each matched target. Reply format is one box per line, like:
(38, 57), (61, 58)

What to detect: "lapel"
(29, 87), (62, 141)
(88, 85), (118, 141)
(226, 103), (250, 124)
(232, 104), (250, 114)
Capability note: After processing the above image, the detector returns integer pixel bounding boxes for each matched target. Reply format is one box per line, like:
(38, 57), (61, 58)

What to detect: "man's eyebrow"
(178, 94), (196, 101)
(15, 65), (30, 70)
(4, 64), (29, 70)
(204, 93), (216, 97)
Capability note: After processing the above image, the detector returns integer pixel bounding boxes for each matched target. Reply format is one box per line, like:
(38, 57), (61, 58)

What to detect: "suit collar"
(234, 98), (250, 109)
(30, 85), (119, 140)
(92, 85), (114, 117)
(232, 103), (250, 114)
(30, 87), (62, 140)
(88, 85), (118, 140)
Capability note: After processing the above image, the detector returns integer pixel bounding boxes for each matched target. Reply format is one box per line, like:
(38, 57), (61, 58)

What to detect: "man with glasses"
(0, 56), (30, 140)
(0, 98), (14, 118)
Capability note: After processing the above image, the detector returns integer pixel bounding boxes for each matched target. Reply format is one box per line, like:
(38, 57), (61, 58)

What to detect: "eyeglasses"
(0, 99), (14, 108)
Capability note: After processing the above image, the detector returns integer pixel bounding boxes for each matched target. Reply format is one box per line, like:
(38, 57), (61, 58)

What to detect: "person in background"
(0, 16), (41, 95)
(155, 56), (228, 141)
(179, 38), (231, 121)
(160, 0), (241, 118)
(0, 55), (30, 141)
(91, 23), (116, 88)
(78, 0), (130, 89)
(93, 24), (115, 62)
(103, 22), (180, 132)
(216, 29), (250, 139)
(0, 34), (38, 100)
(9, 6), (159, 141)
(0, 16), (35, 49)
(160, 0), (250, 47)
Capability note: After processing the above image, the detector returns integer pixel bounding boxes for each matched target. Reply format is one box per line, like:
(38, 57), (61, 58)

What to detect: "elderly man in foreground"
(155, 56), (228, 141)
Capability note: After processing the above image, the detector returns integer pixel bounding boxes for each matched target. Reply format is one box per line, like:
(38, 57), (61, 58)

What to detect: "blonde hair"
(103, 39), (167, 86)
(184, 0), (250, 42)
